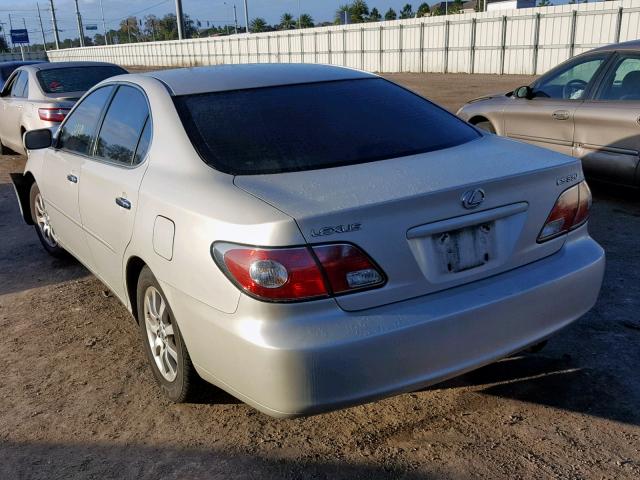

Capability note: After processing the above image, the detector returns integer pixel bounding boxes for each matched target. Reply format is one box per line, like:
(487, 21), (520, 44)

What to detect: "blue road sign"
(85, 24), (98, 31)
(10, 29), (29, 44)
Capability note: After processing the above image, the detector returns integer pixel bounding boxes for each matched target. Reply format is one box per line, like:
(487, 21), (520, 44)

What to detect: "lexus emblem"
(461, 188), (485, 209)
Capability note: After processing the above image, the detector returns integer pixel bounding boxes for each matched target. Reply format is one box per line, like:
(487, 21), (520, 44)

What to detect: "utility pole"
(100, 0), (108, 45)
(37, 3), (47, 50)
(22, 18), (29, 53)
(175, 0), (184, 40)
(297, 0), (301, 29)
(49, 0), (60, 49)
(74, 0), (85, 47)
(8, 13), (14, 52)
(233, 5), (238, 34)
(243, 0), (249, 33)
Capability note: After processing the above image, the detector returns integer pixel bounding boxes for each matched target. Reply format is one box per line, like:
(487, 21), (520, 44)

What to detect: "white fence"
(0, 51), (47, 62)
(47, 0), (640, 75)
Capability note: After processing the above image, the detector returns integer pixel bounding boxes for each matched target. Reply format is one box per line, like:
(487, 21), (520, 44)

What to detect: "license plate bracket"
(435, 223), (493, 273)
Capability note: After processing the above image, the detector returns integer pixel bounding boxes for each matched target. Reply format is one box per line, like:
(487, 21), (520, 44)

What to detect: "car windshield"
(36, 66), (126, 94)
(174, 78), (481, 175)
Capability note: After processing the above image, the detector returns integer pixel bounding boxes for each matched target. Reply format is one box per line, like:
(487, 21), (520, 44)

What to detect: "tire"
(137, 266), (199, 402)
(474, 120), (496, 134)
(29, 183), (66, 258)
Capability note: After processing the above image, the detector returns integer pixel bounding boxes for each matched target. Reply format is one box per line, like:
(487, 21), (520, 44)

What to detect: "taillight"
(38, 108), (70, 123)
(212, 242), (385, 302)
(537, 181), (592, 243)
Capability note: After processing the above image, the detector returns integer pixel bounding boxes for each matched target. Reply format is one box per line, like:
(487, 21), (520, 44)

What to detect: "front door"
(573, 53), (640, 186)
(39, 85), (116, 268)
(79, 85), (152, 300)
(503, 53), (611, 157)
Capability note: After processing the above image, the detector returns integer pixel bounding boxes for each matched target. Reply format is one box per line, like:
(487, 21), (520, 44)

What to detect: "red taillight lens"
(212, 242), (385, 302)
(538, 180), (592, 242)
(38, 108), (70, 123)
(312, 244), (384, 294)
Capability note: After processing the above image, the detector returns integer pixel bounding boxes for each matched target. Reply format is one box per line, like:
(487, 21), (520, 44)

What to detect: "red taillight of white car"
(38, 107), (71, 123)
(212, 242), (385, 302)
(537, 181), (592, 243)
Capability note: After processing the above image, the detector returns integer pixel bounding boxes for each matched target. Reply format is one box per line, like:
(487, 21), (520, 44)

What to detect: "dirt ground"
(1, 73), (639, 480)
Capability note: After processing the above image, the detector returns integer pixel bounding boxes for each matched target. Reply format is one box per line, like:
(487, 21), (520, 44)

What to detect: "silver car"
(0, 61), (126, 155)
(458, 40), (640, 188)
(12, 64), (605, 417)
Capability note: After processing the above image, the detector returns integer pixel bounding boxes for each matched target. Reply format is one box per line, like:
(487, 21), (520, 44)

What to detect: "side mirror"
(514, 86), (533, 99)
(24, 128), (52, 151)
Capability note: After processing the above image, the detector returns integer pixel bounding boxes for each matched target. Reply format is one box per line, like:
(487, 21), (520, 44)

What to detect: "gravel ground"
(1, 73), (639, 480)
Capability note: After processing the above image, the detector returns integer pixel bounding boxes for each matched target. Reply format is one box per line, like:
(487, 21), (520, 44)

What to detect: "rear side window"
(58, 86), (115, 155)
(95, 86), (150, 166)
(174, 78), (480, 175)
(37, 66), (126, 94)
(10, 72), (28, 98)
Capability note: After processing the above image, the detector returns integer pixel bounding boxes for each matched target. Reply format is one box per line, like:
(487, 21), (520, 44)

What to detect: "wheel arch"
(10, 171), (36, 225)
(468, 115), (491, 126)
(125, 256), (148, 324)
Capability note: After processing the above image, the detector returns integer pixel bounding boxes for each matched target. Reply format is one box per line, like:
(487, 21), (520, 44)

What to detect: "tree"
(0, 36), (8, 52)
(368, 7), (382, 21)
(250, 17), (268, 33)
(299, 14), (314, 28)
(400, 4), (414, 19)
(280, 12), (295, 30)
(417, 2), (431, 16)
(384, 8), (397, 20)
(335, 0), (370, 24)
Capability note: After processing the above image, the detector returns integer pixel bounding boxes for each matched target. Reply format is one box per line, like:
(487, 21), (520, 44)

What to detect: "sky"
(0, 0), (433, 44)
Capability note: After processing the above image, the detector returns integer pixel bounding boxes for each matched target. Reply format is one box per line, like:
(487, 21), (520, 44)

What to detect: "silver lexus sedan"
(0, 61), (126, 155)
(11, 64), (605, 417)
(457, 40), (640, 188)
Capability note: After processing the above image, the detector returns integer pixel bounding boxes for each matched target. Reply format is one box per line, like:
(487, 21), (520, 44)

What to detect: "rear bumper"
(164, 232), (605, 418)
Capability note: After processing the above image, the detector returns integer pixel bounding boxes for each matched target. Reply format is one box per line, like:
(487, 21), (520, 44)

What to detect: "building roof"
(143, 63), (374, 96)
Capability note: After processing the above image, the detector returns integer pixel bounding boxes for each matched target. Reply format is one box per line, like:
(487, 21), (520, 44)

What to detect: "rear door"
(502, 52), (611, 156)
(79, 84), (152, 300)
(1, 71), (29, 150)
(39, 85), (116, 267)
(573, 53), (640, 186)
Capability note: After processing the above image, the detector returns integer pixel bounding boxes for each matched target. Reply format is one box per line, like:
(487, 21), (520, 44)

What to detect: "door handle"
(66, 174), (78, 183)
(115, 197), (131, 210)
(552, 110), (570, 121)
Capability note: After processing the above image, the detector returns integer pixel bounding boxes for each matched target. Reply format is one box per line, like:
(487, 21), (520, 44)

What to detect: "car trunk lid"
(234, 135), (583, 311)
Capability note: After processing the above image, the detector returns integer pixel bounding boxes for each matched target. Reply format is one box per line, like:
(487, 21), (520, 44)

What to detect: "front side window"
(598, 56), (640, 100)
(58, 86), (115, 156)
(174, 78), (480, 175)
(37, 66), (126, 94)
(94, 86), (150, 166)
(534, 54), (608, 100)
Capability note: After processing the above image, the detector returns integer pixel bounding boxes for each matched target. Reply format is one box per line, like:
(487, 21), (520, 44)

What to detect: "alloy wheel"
(143, 286), (178, 382)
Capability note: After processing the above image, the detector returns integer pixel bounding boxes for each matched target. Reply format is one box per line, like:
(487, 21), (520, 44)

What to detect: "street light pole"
(243, 0), (249, 34)
(74, 0), (85, 47)
(100, 0), (108, 45)
(49, 0), (60, 49)
(37, 3), (47, 50)
(233, 4), (238, 34)
(175, 0), (185, 40)
(297, 0), (301, 29)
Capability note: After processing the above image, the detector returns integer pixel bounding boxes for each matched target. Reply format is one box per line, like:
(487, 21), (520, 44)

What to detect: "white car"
(12, 64), (605, 417)
(0, 61), (126, 155)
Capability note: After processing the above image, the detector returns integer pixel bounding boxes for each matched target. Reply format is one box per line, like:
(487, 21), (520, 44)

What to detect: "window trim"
(88, 82), (154, 170)
(10, 71), (28, 99)
(528, 52), (614, 102)
(591, 52), (640, 103)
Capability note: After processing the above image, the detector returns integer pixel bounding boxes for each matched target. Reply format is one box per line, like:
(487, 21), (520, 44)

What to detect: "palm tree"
(280, 12), (295, 30)
(249, 17), (268, 33)
(299, 13), (314, 28)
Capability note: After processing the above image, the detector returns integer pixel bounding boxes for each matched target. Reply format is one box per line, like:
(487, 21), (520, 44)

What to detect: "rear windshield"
(37, 66), (126, 94)
(174, 78), (480, 175)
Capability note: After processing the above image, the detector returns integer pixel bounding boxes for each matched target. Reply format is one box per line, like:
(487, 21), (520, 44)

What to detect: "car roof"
(592, 39), (640, 53)
(0, 60), (46, 68)
(28, 61), (124, 71)
(142, 63), (375, 95)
